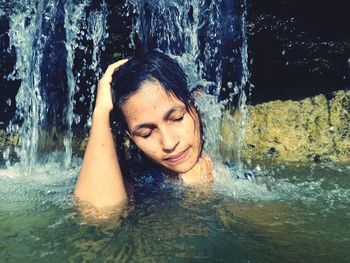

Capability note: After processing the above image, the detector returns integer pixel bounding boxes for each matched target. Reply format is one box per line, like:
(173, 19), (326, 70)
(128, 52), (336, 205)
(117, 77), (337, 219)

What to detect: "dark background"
(247, 0), (349, 104)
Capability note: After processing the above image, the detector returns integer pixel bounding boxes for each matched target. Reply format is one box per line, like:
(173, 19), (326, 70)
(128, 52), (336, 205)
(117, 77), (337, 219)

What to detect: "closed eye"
(140, 132), (152, 139)
(172, 115), (184, 122)
(134, 129), (153, 139)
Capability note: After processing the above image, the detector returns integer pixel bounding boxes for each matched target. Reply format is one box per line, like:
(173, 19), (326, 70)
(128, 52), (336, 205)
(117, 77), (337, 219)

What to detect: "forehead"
(121, 80), (185, 125)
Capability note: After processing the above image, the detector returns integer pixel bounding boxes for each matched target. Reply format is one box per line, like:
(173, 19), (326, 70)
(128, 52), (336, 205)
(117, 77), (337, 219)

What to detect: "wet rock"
(242, 89), (350, 163)
(0, 129), (18, 148)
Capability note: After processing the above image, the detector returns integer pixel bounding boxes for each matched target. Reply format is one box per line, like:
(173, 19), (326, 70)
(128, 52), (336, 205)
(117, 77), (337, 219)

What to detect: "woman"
(74, 51), (213, 209)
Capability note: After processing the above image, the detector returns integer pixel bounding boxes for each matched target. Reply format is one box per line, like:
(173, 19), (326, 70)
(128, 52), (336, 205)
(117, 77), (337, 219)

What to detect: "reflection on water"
(1, 163), (349, 262)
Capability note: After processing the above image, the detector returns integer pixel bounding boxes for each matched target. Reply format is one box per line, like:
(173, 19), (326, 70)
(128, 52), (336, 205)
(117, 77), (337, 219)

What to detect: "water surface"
(1, 162), (349, 262)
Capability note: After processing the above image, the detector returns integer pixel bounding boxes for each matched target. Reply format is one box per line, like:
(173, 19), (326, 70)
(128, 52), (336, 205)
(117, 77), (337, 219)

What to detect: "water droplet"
(3, 148), (10, 160)
(74, 115), (81, 124)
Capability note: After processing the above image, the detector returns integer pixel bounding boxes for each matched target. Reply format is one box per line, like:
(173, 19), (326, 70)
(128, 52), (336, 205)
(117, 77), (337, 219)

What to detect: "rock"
(0, 129), (18, 148)
(241, 89), (350, 163)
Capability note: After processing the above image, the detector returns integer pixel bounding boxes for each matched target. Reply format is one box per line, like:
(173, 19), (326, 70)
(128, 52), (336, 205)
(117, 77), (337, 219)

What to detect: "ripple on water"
(0, 161), (349, 262)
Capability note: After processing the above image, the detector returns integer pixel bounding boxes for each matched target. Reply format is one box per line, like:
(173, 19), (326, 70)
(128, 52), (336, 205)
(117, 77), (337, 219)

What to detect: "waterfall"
(64, 0), (108, 165)
(127, 0), (249, 165)
(3, 0), (107, 176)
(6, 0), (60, 176)
(2, 0), (248, 176)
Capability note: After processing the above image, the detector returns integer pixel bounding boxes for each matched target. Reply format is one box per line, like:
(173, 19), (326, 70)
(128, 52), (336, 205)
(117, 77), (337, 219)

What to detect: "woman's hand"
(94, 59), (128, 113)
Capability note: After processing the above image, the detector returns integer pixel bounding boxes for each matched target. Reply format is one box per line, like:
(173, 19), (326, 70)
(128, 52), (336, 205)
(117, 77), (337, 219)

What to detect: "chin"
(164, 157), (198, 174)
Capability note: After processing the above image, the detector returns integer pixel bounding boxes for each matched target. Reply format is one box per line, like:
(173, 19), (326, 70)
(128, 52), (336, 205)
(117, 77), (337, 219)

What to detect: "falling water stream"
(2, 0), (248, 173)
(2, 0), (108, 175)
(0, 0), (349, 262)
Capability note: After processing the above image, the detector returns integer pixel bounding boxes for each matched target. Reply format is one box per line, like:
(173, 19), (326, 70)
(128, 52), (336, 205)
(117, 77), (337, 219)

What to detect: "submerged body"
(74, 52), (213, 210)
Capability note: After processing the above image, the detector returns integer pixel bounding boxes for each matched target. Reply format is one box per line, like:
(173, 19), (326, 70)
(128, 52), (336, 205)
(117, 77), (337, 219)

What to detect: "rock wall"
(242, 89), (350, 163)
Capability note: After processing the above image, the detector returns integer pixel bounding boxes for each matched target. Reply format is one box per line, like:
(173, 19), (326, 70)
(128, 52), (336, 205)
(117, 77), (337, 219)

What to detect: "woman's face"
(121, 79), (202, 174)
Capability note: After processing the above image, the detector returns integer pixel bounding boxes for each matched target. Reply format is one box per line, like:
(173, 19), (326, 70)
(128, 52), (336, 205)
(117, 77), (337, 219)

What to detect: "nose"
(160, 127), (179, 153)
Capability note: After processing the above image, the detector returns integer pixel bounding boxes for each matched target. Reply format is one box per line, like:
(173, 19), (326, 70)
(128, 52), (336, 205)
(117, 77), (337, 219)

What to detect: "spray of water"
(64, 0), (108, 166)
(7, 0), (51, 176)
(86, 6), (108, 125)
(4, 0), (107, 176)
(3, 0), (248, 180)
(127, 0), (249, 171)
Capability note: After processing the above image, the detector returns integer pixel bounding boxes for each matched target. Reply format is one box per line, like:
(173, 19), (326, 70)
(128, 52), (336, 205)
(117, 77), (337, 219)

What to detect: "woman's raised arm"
(74, 59), (129, 209)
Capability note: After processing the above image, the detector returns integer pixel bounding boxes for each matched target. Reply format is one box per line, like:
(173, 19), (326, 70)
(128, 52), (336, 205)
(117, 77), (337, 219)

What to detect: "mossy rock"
(0, 130), (19, 149)
(238, 89), (350, 163)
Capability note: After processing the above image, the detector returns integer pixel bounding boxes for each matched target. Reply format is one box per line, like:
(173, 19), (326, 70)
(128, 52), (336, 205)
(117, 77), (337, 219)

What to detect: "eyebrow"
(131, 105), (185, 135)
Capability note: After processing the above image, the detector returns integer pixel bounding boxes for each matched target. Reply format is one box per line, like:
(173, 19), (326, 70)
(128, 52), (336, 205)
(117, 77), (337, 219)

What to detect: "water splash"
(3, 0), (248, 177)
(7, 0), (53, 176)
(68, 1), (108, 129)
(232, 0), (249, 174)
(127, 0), (249, 168)
(4, 0), (107, 176)
(64, 0), (108, 166)
(86, 6), (108, 126)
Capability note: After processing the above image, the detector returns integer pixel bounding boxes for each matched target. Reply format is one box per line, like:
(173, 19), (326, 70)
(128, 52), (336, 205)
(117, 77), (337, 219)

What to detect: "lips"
(165, 147), (190, 164)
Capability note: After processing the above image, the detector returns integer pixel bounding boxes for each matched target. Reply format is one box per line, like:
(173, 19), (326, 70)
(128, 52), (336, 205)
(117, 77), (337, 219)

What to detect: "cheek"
(183, 114), (199, 139)
(133, 140), (159, 157)
(187, 115), (201, 152)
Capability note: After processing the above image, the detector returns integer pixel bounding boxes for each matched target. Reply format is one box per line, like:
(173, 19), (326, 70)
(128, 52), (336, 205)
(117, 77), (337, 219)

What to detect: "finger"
(101, 59), (129, 84)
(104, 58), (129, 76)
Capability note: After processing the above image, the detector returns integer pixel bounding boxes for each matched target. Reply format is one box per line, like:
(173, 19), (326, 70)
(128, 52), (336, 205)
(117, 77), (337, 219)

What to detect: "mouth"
(165, 147), (190, 164)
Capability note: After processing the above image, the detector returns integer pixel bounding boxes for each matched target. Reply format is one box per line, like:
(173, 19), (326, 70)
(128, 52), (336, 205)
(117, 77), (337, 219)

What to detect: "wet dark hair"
(111, 50), (195, 128)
